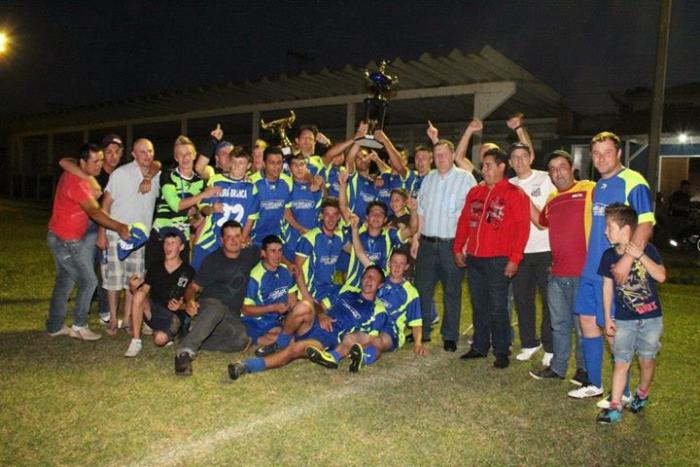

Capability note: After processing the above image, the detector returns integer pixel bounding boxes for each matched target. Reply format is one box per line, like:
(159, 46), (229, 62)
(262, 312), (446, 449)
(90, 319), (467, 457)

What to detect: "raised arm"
(195, 124), (223, 180)
(322, 121), (368, 167)
(374, 130), (407, 177)
(337, 170), (353, 222)
(455, 119), (482, 172)
(507, 113), (535, 160)
(349, 215), (372, 268)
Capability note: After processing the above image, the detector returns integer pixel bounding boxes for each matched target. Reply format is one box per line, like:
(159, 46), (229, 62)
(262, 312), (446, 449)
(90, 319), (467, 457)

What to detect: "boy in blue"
(250, 147), (292, 248)
(568, 132), (656, 400)
(192, 146), (259, 270)
(242, 235), (298, 347)
(596, 204), (665, 424)
(307, 250), (427, 372)
(281, 153), (324, 261)
(227, 266), (385, 380)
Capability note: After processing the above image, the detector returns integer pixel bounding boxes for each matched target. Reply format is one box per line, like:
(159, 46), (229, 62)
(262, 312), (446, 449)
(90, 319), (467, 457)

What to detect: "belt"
(421, 235), (454, 244)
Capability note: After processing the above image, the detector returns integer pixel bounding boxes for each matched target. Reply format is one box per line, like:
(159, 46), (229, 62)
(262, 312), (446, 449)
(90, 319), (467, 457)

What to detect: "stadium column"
(345, 103), (356, 140)
(251, 111), (260, 148)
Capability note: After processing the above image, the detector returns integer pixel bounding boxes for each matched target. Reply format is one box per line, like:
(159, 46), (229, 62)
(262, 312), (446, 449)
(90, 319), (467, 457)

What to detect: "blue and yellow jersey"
(342, 227), (403, 292)
(250, 172), (292, 246)
(347, 172), (378, 222)
(196, 174), (259, 252)
(296, 227), (347, 296)
(152, 168), (205, 239)
(407, 170), (425, 198)
(582, 168), (655, 280)
(283, 154), (324, 178)
(372, 279), (422, 348)
(242, 262), (297, 329)
(377, 171), (414, 216)
(327, 291), (386, 337)
(320, 164), (345, 198)
(280, 179), (323, 259)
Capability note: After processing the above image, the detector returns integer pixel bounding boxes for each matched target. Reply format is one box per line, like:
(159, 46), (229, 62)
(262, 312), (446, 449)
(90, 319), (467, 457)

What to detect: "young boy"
(596, 203), (665, 424)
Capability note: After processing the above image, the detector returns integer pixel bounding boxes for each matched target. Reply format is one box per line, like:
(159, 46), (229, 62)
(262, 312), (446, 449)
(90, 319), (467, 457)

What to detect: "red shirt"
(453, 179), (530, 265)
(48, 172), (94, 240)
(539, 180), (595, 276)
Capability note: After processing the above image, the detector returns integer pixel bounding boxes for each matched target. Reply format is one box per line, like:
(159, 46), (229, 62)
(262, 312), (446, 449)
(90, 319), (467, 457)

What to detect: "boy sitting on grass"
(597, 203), (665, 424)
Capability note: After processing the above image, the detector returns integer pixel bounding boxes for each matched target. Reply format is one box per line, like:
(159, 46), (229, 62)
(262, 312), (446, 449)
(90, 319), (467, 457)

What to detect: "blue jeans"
(46, 231), (99, 332)
(467, 256), (511, 356)
(613, 317), (663, 362)
(548, 276), (585, 376)
(84, 222), (109, 319)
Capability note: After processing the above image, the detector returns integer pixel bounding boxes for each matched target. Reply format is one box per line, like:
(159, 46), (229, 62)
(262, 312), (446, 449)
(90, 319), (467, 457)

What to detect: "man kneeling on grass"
(125, 227), (195, 357)
(227, 266), (385, 380)
(307, 249), (428, 372)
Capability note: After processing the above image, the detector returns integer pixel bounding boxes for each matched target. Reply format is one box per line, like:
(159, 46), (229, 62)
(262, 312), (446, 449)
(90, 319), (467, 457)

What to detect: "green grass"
(1, 198), (699, 466)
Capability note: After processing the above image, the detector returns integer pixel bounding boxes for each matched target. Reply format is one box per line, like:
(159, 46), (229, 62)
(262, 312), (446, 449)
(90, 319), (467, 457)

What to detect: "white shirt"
(105, 161), (161, 231)
(417, 166), (476, 238)
(509, 169), (554, 253)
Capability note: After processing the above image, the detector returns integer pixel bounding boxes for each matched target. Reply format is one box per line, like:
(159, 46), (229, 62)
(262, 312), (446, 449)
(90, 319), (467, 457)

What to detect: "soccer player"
(227, 266), (385, 380)
(191, 146), (258, 270)
(250, 146), (293, 248)
(242, 235), (298, 347)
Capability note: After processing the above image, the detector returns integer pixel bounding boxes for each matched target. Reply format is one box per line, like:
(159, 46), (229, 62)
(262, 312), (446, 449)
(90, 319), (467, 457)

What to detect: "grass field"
(1, 198), (699, 466)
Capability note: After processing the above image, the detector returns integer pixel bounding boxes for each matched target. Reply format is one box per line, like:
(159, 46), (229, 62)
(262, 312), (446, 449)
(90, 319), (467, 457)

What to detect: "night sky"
(1, 0), (699, 121)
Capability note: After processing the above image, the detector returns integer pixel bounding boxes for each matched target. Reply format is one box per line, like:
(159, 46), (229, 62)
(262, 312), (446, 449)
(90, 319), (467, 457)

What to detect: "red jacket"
(452, 179), (530, 265)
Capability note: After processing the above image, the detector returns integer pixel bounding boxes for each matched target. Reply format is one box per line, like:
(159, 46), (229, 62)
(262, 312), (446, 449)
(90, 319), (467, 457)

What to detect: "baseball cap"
(101, 133), (124, 149)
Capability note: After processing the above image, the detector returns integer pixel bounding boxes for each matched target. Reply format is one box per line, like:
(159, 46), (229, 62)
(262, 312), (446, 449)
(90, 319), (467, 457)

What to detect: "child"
(596, 203), (665, 424)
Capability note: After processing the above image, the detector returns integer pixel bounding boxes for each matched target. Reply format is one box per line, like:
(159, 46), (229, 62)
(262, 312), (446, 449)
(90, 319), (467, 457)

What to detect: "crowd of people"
(45, 114), (664, 425)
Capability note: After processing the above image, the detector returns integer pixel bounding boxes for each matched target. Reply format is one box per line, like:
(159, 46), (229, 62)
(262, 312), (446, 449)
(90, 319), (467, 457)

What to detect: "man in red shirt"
(47, 144), (130, 340)
(453, 148), (530, 368)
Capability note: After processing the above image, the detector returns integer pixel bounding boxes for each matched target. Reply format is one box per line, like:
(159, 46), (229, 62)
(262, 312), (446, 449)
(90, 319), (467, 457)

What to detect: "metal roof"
(3, 45), (562, 135)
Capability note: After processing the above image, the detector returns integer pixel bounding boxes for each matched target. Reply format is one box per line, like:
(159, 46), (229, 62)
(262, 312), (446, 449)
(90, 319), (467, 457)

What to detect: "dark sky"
(1, 0), (699, 120)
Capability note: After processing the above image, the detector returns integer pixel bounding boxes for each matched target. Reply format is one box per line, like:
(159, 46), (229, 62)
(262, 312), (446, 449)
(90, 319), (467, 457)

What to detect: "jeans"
(84, 222), (109, 319)
(177, 297), (249, 357)
(512, 251), (553, 351)
(414, 239), (465, 342)
(613, 317), (663, 362)
(46, 231), (98, 332)
(467, 256), (511, 356)
(548, 276), (585, 377)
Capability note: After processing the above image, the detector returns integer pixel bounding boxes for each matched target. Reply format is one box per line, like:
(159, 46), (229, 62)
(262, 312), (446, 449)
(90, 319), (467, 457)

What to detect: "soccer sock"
(329, 350), (341, 362)
(244, 357), (266, 373)
(582, 336), (604, 388)
(276, 332), (293, 349)
(637, 386), (649, 399)
(364, 346), (378, 365)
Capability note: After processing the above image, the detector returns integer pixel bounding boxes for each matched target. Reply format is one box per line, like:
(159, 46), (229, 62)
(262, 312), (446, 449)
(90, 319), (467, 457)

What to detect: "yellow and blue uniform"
(320, 164), (345, 198)
(342, 227), (403, 292)
(377, 171), (414, 216)
(347, 172), (378, 222)
(242, 262), (297, 344)
(372, 279), (422, 350)
(295, 226), (348, 309)
(406, 169), (425, 199)
(281, 179), (323, 261)
(250, 172), (292, 248)
(191, 174), (259, 270)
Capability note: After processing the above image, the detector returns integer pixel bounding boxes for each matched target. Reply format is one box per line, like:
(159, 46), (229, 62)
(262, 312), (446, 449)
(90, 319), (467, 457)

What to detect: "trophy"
(356, 60), (399, 149)
(261, 110), (296, 157)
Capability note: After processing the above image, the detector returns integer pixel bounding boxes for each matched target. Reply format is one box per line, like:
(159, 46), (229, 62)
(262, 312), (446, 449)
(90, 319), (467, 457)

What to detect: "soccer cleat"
(596, 393), (632, 409)
(529, 366), (564, 380)
(348, 343), (365, 373)
(255, 342), (280, 358)
(175, 352), (193, 377)
(570, 369), (589, 387)
(124, 338), (143, 357)
(597, 408), (623, 424)
(305, 347), (338, 369)
(516, 345), (542, 361)
(69, 326), (102, 341)
(227, 362), (249, 381)
(541, 352), (553, 367)
(48, 325), (71, 337)
(629, 394), (649, 413)
(568, 384), (604, 399)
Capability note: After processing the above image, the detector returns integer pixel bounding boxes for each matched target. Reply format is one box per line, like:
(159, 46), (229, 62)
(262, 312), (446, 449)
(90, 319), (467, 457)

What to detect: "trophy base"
(356, 135), (384, 150)
(281, 146), (294, 156)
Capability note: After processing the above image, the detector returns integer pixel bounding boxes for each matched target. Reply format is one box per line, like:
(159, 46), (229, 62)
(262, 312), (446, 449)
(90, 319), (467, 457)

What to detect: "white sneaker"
(48, 325), (71, 337)
(124, 338), (143, 357)
(99, 316), (110, 326)
(541, 352), (553, 367)
(596, 393), (632, 409)
(142, 323), (153, 336)
(516, 345), (542, 361)
(69, 326), (102, 341)
(568, 384), (604, 399)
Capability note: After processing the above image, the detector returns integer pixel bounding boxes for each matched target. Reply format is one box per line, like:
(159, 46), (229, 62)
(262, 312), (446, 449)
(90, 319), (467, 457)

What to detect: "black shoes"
(529, 366), (564, 380)
(570, 368), (589, 387)
(493, 354), (509, 369)
(460, 348), (487, 360)
(175, 352), (193, 376)
(227, 362), (248, 380)
(443, 340), (457, 352)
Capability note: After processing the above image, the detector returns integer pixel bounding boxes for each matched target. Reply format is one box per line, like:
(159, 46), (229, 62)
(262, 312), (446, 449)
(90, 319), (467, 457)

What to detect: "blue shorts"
(146, 299), (176, 336)
(242, 316), (282, 345)
(297, 317), (340, 350)
(312, 283), (341, 310)
(574, 276), (606, 327)
(613, 317), (663, 362)
(374, 326), (400, 351)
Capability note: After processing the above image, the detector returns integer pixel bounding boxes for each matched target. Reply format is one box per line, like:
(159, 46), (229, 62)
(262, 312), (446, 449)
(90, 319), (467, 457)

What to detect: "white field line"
(125, 351), (453, 467)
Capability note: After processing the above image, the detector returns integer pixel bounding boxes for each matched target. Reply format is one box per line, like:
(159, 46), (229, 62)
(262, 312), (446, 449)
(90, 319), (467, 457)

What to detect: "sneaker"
(529, 366), (564, 380)
(306, 347), (338, 369)
(141, 323), (153, 336)
(48, 325), (71, 337)
(568, 384), (604, 399)
(348, 343), (365, 373)
(596, 393), (632, 409)
(629, 394), (649, 413)
(597, 408), (623, 424)
(516, 345), (542, 361)
(227, 362), (248, 381)
(541, 352), (553, 367)
(69, 326), (102, 341)
(99, 316), (111, 326)
(255, 342), (281, 358)
(175, 352), (193, 376)
(493, 354), (510, 369)
(124, 338), (143, 357)
(570, 369), (589, 387)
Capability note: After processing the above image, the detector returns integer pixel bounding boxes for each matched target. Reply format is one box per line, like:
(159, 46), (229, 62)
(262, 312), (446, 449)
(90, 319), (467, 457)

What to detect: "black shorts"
(146, 299), (175, 336)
